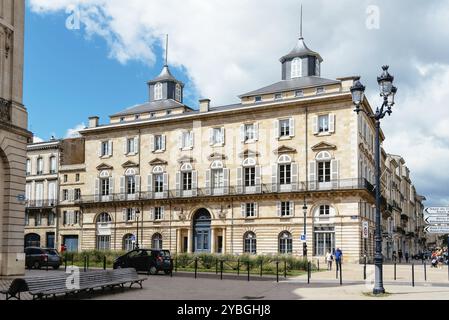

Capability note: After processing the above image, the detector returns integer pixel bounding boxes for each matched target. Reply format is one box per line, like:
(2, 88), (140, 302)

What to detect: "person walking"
(405, 252), (409, 264)
(335, 248), (343, 270)
(392, 251), (397, 263)
(325, 250), (334, 271)
(398, 250), (403, 263)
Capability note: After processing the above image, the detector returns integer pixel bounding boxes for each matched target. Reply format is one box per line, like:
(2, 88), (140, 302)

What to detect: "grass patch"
(362, 291), (392, 298)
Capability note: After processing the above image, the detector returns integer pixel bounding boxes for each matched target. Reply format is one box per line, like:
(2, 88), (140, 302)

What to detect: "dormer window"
(315, 60), (321, 76)
(275, 93), (283, 100)
(166, 110), (172, 115)
(175, 84), (182, 102)
(316, 87), (325, 95)
(150, 113), (156, 118)
(120, 117), (125, 122)
(295, 90), (304, 98)
(154, 82), (163, 100)
(291, 58), (302, 78)
(255, 96), (262, 103)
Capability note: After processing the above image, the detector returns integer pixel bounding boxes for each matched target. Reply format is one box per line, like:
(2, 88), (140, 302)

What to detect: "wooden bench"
(1, 268), (147, 300)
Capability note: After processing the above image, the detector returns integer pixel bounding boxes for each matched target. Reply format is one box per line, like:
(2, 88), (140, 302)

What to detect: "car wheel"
(33, 261), (41, 270)
(149, 266), (158, 275)
(53, 265), (60, 270)
(164, 270), (171, 275)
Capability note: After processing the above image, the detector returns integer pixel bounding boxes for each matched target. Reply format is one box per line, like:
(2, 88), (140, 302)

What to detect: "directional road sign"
(425, 207), (449, 216)
(425, 216), (449, 225)
(424, 225), (449, 234)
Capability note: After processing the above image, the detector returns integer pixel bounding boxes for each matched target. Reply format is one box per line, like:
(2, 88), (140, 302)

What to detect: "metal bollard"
(424, 262), (427, 282)
(260, 260), (263, 277)
(276, 262), (279, 283)
(412, 264), (415, 287)
(83, 256), (87, 272)
(170, 259), (173, 278)
(216, 259), (218, 275)
(87, 255), (90, 270)
(363, 265), (366, 280)
(71, 254), (74, 267)
(237, 259), (240, 276)
(339, 262), (343, 285)
(284, 260), (287, 279)
(317, 259), (320, 271)
(175, 257), (177, 273)
(220, 261), (223, 280)
(194, 258), (198, 279)
(103, 256), (107, 270)
(336, 261), (339, 279)
(394, 263), (397, 281)
(64, 254), (68, 271)
(247, 261), (250, 282)
(307, 262), (310, 284)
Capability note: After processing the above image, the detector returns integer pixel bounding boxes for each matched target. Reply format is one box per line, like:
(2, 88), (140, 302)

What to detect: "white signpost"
(424, 207), (449, 216)
(425, 216), (449, 224)
(424, 226), (449, 234)
(362, 221), (369, 239)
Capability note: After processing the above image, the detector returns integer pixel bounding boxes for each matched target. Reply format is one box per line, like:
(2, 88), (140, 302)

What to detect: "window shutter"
(331, 159), (339, 188)
(69, 189), (74, 202)
(178, 133), (183, 149)
(255, 165), (262, 193)
(123, 138), (128, 154)
(190, 131), (194, 148)
(63, 211), (67, 225)
(236, 167), (243, 194)
(94, 178), (100, 202)
(192, 170), (198, 196)
(313, 116), (319, 134)
(290, 201), (295, 217)
(358, 114), (362, 135)
(209, 128), (214, 146)
(271, 165), (278, 192)
(255, 123), (259, 141)
(162, 135), (166, 151)
(108, 141), (113, 156)
(274, 120), (280, 139)
(240, 125), (245, 143)
(175, 172), (181, 197)
(163, 173), (169, 198)
(241, 203), (246, 218)
(135, 175), (141, 193)
(147, 174), (153, 195)
(254, 203), (259, 218)
(309, 161), (316, 190)
(276, 202), (281, 217)
(291, 163), (299, 191)
(149, 208), (154, 221)
(134, 136), (139, 154)
(120, 176), (125, 200)
(109, 177), (114, 200)
(161, 207), (165, 220)
(122, 208), (127, 222)
(329, 114), (336, 133)
(221, 127), (225, 145)
(98, 142), (102, 157)
(205, 169), (211, 196)
(150, 135), (155, 152)
(289, 118), (295, 137)
(223, 168), (230, 195)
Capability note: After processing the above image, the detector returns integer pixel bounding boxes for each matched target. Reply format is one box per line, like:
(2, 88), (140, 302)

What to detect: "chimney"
(88, 116), (99, 128)
(199, 99), (211, 113)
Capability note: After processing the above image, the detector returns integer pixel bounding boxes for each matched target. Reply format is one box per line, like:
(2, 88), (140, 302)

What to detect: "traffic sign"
(362, 221), (369, 239)
(424, 225), (449, 234)
(131, 235), (136, 241)
(17, 194), (25, 202)
(300, 234), (306, 242)
(425, 207), (449, 216)
(425, 216), (449, 224)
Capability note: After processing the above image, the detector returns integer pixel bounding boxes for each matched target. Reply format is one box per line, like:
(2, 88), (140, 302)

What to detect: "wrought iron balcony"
(25, 199), (57, 209)
(0, 98), (11, 123)
(75, 178), (374, 205)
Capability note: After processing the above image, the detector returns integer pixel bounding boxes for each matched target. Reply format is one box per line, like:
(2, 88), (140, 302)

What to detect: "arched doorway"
(193, 209), (211, 253)
(24, 233), (41, 248)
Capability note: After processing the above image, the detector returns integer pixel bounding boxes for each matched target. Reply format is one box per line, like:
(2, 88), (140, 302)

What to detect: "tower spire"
(299, 4), (303, 40)
(165, 34), (169, 66)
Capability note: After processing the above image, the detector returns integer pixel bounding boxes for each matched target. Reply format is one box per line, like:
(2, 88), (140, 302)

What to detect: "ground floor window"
(313, 226), (335, 256)
(279, 231), (293, 254)
(97, 235), (111, 251)
(152, 233), (163, 249)
(123, 234), (135, 251)
(244, 232), (257, 254)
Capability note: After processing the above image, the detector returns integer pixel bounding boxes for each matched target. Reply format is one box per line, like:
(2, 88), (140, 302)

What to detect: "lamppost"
(135, 209), (141, 249)
(350, 65), (397, 295)
(303, 197), (308, 258)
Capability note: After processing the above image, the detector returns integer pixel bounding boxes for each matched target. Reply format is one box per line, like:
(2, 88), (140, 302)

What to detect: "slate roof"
(111, 99), (192, 117)
(280, 38), (323, 63)
(147, 65), (183, 85)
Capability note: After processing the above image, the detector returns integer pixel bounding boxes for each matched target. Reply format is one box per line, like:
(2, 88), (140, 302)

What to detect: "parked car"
(113, 249), (173, 275)
(25, 247), (62, 270)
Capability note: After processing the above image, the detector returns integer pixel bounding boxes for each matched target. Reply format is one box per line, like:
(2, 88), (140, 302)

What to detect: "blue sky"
(24, 7), (195, 140)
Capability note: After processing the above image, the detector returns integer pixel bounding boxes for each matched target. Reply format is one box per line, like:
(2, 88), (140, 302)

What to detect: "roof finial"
(299, 4), (303, 40)
(164, 34), (169, 67)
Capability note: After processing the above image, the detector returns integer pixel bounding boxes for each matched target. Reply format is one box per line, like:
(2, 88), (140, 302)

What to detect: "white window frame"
(154, 82), (163, 100)
(291, 57), (302, 78)
(175, 84), (182, 102)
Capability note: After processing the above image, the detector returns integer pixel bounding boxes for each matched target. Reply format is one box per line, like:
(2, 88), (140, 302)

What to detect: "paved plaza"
(1, 263), (449, 300)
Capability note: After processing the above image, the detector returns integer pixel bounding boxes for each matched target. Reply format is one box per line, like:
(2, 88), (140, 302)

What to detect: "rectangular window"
(281, 202), (291, 217)
(212, 128), (223, 145)
(25, 212), (29, 226)
(50, 157), (57, 174)
(63, 189), (69, 201)
(48, 212), (55, 226)
(64, 175), (68, 183)
(244, 124), (255, 141)
(318, 115), (329, 133)
(26, 159), (31, 176)
(154, 174), (164, 193)
(154, 135), (163, 151)
(313, 229), (335, 256)
(245, 203), (256, 218)
(125, 208), (134, 222)
(101, 141), (109, 157)
(320, 205), (330, 215)
(295, 90), (304, 98)
(279, 164), (292, 185)
(255, 96), (262, 103)
(150, 112), (156, 118)
(182, 131), (193, 149)
(76, 174), (80, 182)
(244, 167), (256, 187)
(279, 119), (290, 137)
(127, 176), (136, 195)
(97, 235), (111, 251)
(212, 169), (224, 188)
(35, 213), (42, 226)
(316, 87), (325, 95)
(275, 93), (283, 100)
(37, 158), (43, 175)
(318, 162), (331, 182)
(154, 207), (163, 220)
(182, 172), (192, 191)
(127, 138), (135, 154)
(74, 189), (81, 201)
(101, 179), (110, 196)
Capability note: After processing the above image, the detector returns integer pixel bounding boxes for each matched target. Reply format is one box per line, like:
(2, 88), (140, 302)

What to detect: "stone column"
(187, 228), (192, 253)
(210, 228), (215, 254)
(222, 228), (226, 254)
(176, 228), (181, 253)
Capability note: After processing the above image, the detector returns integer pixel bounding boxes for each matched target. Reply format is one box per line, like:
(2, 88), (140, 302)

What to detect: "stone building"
(0, 0), (31, 276)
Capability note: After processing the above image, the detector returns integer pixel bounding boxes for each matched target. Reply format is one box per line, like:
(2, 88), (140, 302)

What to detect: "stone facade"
(0, 0), (31, 276)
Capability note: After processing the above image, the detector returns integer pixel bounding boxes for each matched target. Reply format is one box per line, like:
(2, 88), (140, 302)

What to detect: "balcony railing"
(25, 199), (57, 208)
(76, 178), (374, 204)
(0, 98), (11, 123)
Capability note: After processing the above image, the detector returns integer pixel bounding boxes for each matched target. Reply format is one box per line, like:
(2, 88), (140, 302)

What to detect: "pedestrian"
(60, 243), (66, 254)
(405, 252), (409, 264)
(325, 250), (334, 271)
(392, 251), (397, 263)
(335, 248), (343, 270)
(398, 250), (403, 263)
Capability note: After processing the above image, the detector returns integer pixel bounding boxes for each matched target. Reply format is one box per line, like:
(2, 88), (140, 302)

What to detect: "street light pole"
(303, 197), (308, 258)
(351, 66), (397, 295)
(135, 209), (140, 249)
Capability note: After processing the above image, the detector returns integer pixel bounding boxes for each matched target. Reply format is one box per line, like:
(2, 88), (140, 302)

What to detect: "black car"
(25, 247), (62, 270)
(113, 249), (173, 275)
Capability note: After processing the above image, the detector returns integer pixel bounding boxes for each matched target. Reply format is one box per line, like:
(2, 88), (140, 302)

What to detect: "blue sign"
(17, 194), (26, 202)
(300, 234), (306, 241)
(131, 235), (136, 241)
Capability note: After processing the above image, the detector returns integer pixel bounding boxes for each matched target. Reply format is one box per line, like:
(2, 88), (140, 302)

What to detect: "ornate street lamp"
(135, 209), (141, 249)
(351, 65), (397, 295)
(303, 198), (308, 258)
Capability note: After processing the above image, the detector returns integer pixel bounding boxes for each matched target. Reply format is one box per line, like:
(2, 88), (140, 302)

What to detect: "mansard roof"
(111, 99), (193, 117)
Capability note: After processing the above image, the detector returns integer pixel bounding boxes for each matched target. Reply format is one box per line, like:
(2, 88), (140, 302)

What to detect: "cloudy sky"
(25, 0), (449, 206)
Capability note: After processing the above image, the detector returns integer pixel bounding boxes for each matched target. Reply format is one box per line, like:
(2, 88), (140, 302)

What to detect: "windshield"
(45, 249), (59, 256)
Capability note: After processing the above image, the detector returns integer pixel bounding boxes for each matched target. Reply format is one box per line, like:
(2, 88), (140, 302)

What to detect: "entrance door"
(193, 209), (211, 253)
(46, 232), (55, 249)
(63, 236), (79, 252)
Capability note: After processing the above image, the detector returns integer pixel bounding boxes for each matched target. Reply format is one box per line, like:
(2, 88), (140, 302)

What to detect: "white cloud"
(65, 123), (86, 138)
(28, 0), (449, 205)
(32, 136), (44, 143)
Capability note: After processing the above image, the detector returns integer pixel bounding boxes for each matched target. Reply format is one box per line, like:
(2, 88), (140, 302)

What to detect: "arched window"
(279, 231), (293, 254)
(316, 152), (332, 183)
(180, 163), (193, 172)
(314, 204), (336, 217)
(242, 158), (256, 167)
(291, 58), (302, 78)
(175, 84), (182, 102)
(124, 168), (136, 176)
(316, 151), (332, 161)
(244, 232), (257, 254)
(278, 155), (292, 185)
(152, 233), (163, 250)
(211, 160), (224, 169)
(278, 155), (292, 164)
(97, 212), (112, 224)
(153, 166), (164, 174)
(154, 82), (163, 100)
(123, 234), (135, 251)
(99, 170), (110, 178)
